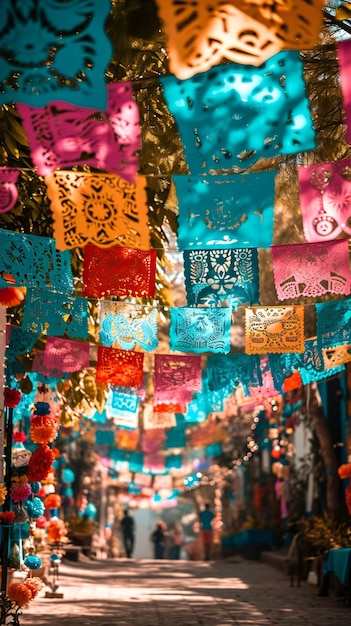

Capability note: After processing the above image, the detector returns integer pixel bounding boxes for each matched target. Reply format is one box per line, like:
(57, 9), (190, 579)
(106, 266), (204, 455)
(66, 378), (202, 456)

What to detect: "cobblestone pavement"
(19, 556), (349, 626)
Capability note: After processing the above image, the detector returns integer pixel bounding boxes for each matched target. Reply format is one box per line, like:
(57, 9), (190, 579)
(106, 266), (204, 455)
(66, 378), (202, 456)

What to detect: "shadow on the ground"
(19, 558), (350, 626)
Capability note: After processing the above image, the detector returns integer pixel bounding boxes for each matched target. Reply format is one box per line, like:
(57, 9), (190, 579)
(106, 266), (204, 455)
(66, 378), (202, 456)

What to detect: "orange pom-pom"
(23, 577), (44, 599)
(0, 287), (25, 307)
(345, 484), (351, 515)
(30, 415), (59, 444)
(338, 464), (351, 480)
(282, 371), (302, 392)
(44, 493), (62, 510)
(7, 582), (32, 607)
(27, 444), (55, 482)
(47, 517), (68, 543)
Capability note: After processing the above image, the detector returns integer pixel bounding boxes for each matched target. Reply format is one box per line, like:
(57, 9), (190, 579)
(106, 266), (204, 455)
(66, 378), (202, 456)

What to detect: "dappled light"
(19, 557), (351, 626)
(1, 4), (351, 626)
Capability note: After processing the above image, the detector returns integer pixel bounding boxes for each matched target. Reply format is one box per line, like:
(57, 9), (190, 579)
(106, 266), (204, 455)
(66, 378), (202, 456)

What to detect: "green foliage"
(299, 513), (351, 557)
(67, 514), (95, 540)
(286, 463), (311, 521)
(8, 551), (20, 571)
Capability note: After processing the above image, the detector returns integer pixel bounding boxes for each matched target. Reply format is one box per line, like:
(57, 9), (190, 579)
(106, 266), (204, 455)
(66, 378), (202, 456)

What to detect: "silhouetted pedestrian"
(199, 503), (214, 561)
(121, 509), (135, 558)
(168, 522), (184, 559)
(151, 522), (165, 559)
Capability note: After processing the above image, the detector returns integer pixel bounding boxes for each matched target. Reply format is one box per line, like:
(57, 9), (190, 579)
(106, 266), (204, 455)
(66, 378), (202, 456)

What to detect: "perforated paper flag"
(245, 306), (304, 354)
(207, 353), (262, 396)
(155, 0), (325, 79)
(31, 350), (65, 379)
(298, 159), (351, 242)
(45, 171), (149, 251)
(248, 356), (280, 399)
(23, 288), (88, 339)
(6, 325), (40, 382)
(316, 299), (351, 349)
(99, 301), (158, 352)
(170, 307), (232, 354)
(0, 168), (19, 213)
(337, 38), (351, 145)
(154, 354), (202, 404)
(154, 401), (188, 414)
(116, 429), (140, 452)
(143, 453), (166, 475)
(161, 52), (315, 173)
(96, 347), (144, 388)
(0, 228), (73, 292)
(17, 83), (141, 181)
(272, 239), (351, 300)
(0, 0), (112, 109)
(164, 425), (187, 450)
(107, 389), (140, 430)
(140, 429), (165, 454)
(322, 344), (351, 370)
(43, 337), (90, 372)
(153, 475), (173, 490)
(95, 430), (115, 447)
(288, 338), (345, 384)
(183, 247), (259, 308)
(142, 404), (177, 430)
(174, 172), (276, 250)
(83, 246), (157, 298)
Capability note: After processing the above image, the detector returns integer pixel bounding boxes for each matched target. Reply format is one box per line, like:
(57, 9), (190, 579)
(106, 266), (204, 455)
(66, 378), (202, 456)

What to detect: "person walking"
(199, 503), (214, 561)
(168, 522), (184, 559)
(121, 509), (135, 558)
(150, 522), (166, 559)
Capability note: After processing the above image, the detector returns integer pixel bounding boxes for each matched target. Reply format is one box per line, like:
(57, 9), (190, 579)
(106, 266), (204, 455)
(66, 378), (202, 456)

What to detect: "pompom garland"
(23, 577), (44, 600)
(0, 483), (7, 506)
(0, 287), (26, 308)
(25, 497), (45, 519)
(47, 517), (68, 543)
(12, 475), (29, 484)
(30, 415), (59, 444)
(345, 484), (351, 516)
(33, 402), (51, 416)
(7, 582), (32, 607)
(13, 432), (27, 443)
(4, 387), (21, 408)
(338, 465), (351, 515)
(10, 482), (32, 503)
(27, 444), (55, 482)
(23, 554), (42, 570)
(44, 493), (62, 510)
(38, 487), (47, 499)
(338, 464), (351, 480)
(0, 511), (15, 525)
(35, 515), (47, 529)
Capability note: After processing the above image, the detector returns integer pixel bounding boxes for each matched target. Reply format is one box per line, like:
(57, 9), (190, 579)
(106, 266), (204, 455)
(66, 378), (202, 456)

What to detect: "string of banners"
(1, 2), (351, 489)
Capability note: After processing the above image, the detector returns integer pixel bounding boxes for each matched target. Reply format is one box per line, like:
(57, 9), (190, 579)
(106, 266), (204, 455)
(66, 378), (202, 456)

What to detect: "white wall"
(293, 420), (312, 468)
(293, 420), (314, 513)
(133, 508), (159, 559)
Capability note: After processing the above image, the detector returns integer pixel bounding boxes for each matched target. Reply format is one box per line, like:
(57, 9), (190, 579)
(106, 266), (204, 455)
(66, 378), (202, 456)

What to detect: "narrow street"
(20, 556), (349, 626)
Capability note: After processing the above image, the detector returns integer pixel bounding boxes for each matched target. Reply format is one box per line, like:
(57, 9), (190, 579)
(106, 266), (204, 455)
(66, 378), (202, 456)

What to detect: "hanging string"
(4, 282), (320, 312)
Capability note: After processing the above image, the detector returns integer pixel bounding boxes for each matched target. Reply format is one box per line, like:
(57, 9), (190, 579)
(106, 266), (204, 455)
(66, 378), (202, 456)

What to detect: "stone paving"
(19, 555), (350, 626)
